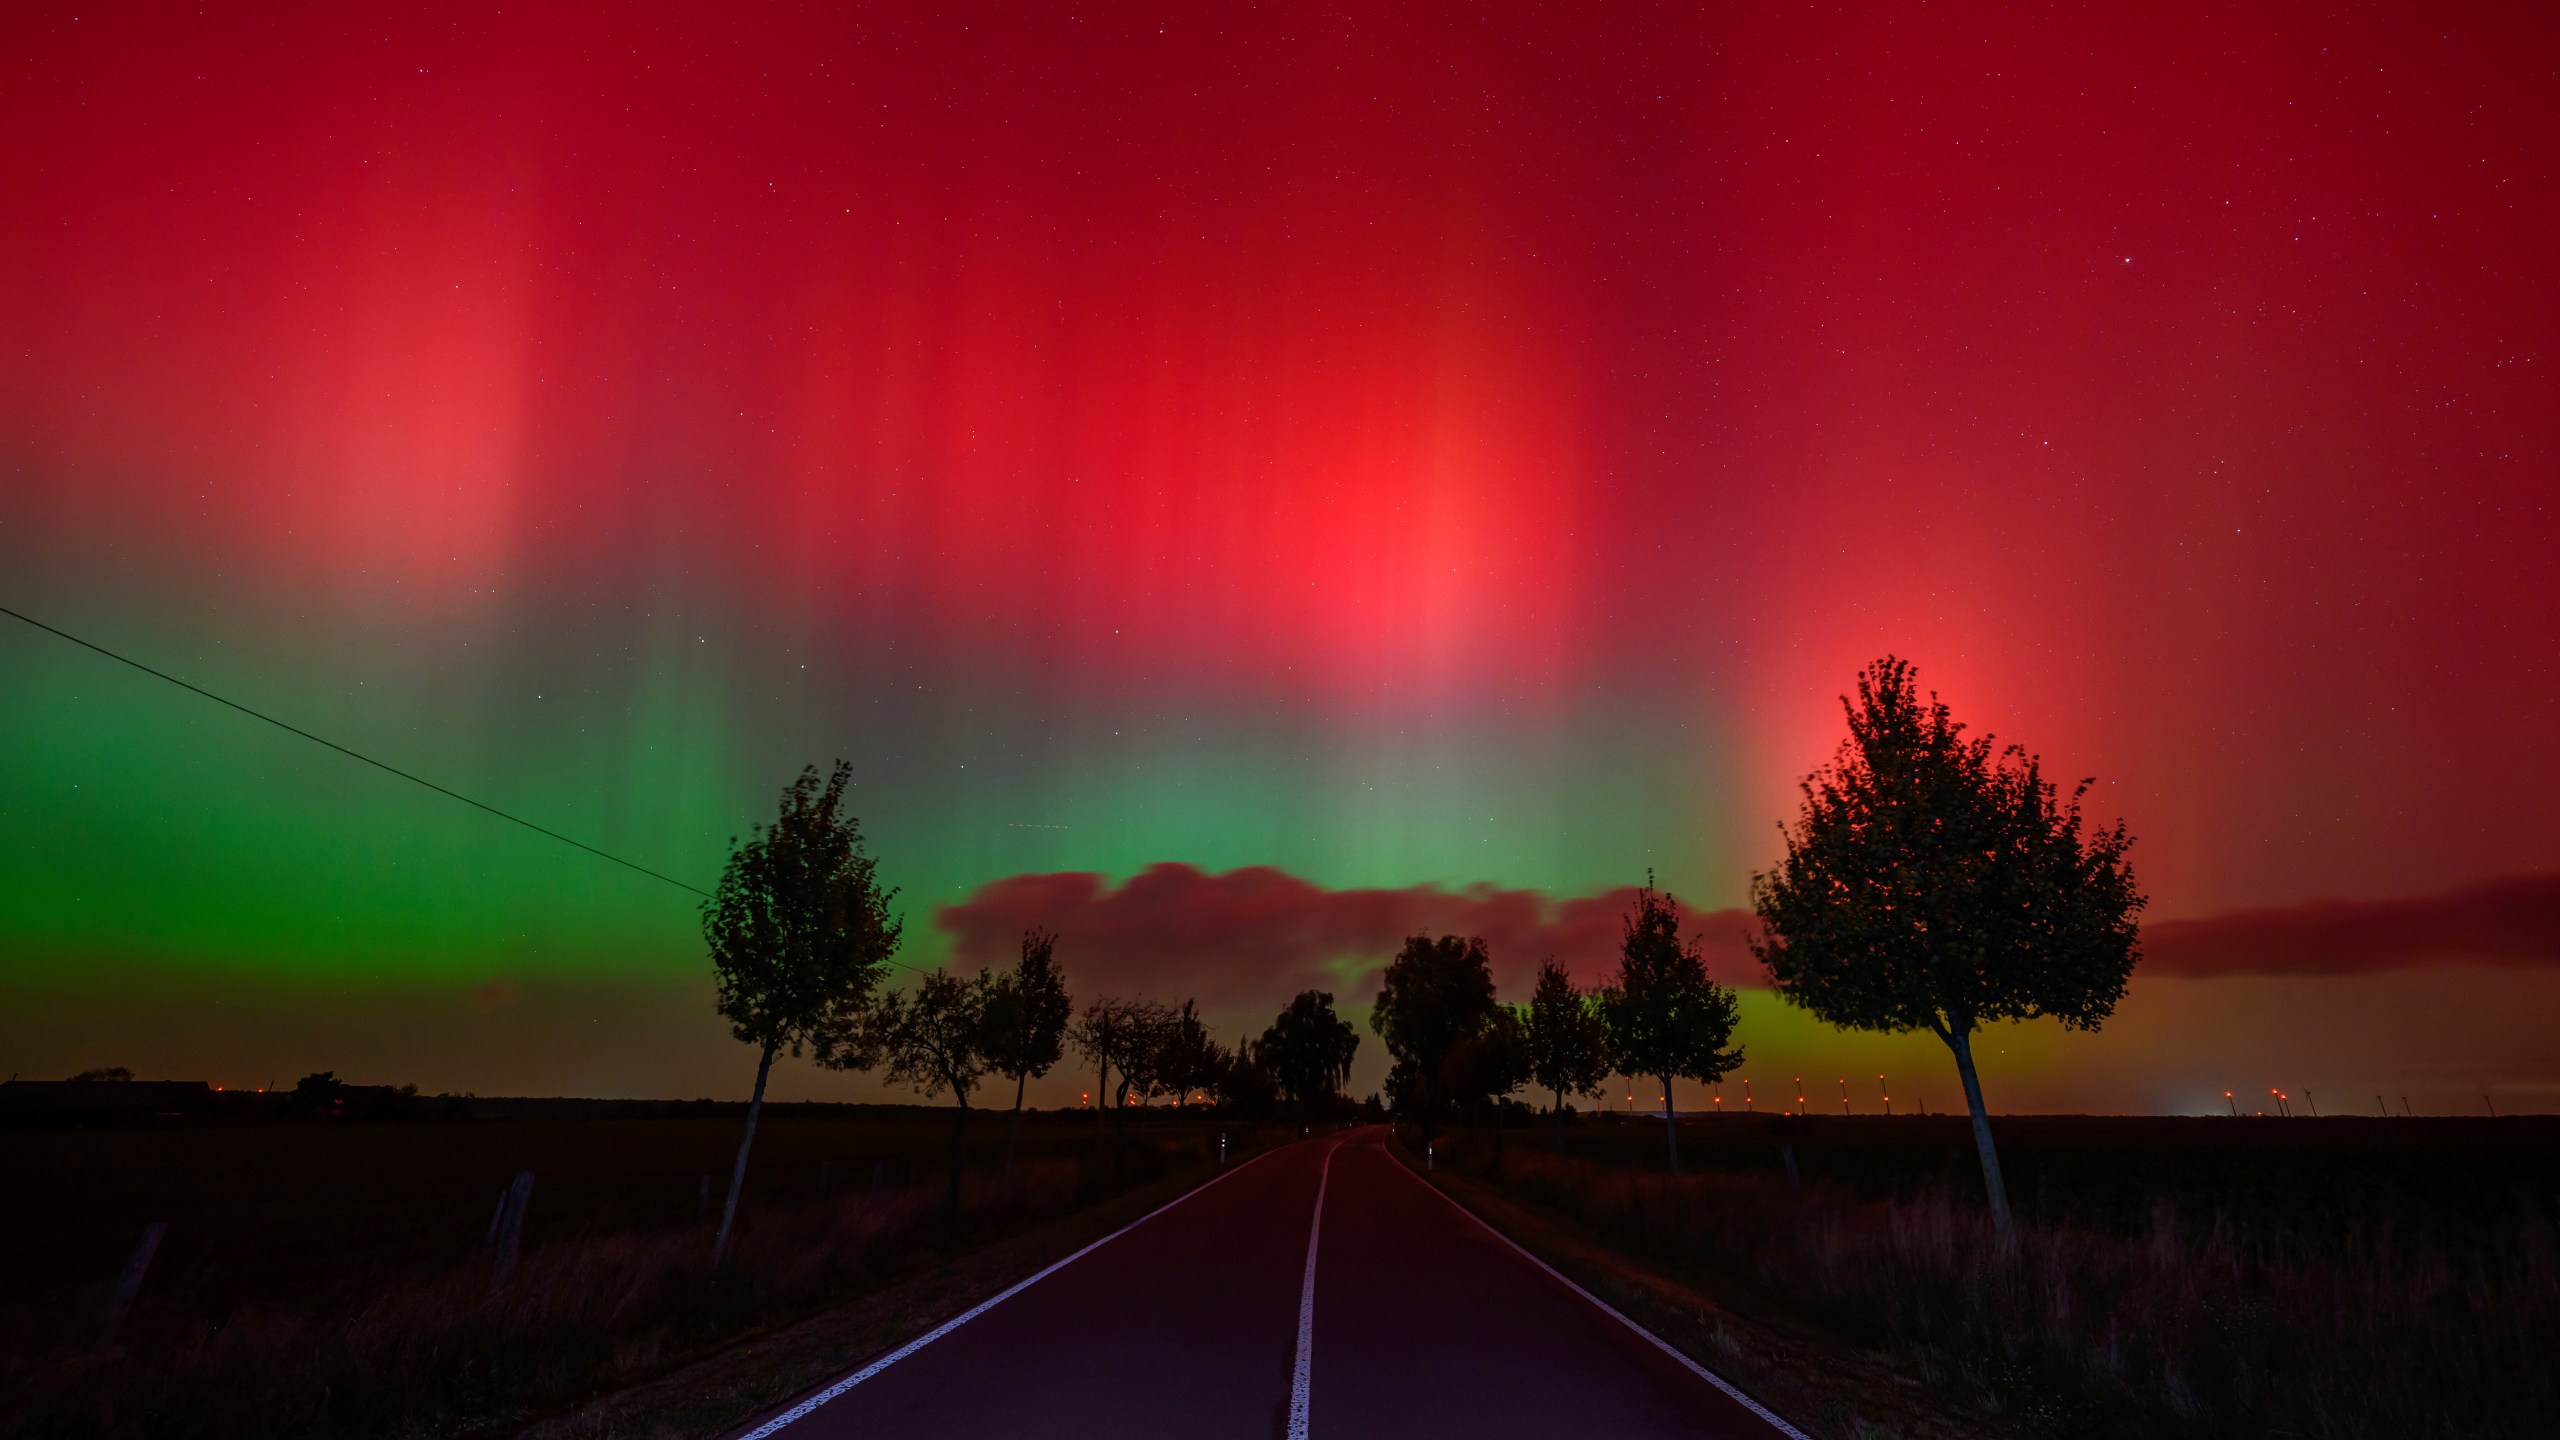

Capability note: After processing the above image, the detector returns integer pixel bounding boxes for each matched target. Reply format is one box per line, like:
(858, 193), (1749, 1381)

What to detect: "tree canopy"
(859, 967), (995, 1209)
(1071, 995), (1173, 1170)
(982, 930), (1072, 1089)
(1525, 961), (1611, 1115)
(1442, 1004), (1533, 1116)
(703, 761), (902, 1064)
(981, 929), (1074, 1170)
(864, 969), (994, 1105)
(1751, 656), (2144, 1230)
(1600, 878), (1743, 1172)
(1168, 1000), (1227, 1106)
(1371, 933), (1501, 1141)
(1256, 989), (1361, 1118)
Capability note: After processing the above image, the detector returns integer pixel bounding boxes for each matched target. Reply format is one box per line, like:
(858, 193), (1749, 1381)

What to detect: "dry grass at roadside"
(525, 1152), (1274, 1440)
(3, 1139), (1228, 1440)
(1431, 1133), (2558, 1440)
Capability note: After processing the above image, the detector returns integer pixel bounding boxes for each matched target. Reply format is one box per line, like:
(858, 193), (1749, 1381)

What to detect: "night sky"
(5, 4), (2555, 1113)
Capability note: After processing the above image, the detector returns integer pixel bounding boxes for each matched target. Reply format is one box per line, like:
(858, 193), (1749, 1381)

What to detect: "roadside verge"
(1382, 1135), (2023, 1440)
(520, 1143), (1284, 1440)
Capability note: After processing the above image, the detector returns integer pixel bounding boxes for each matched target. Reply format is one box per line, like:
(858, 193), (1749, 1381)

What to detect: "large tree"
(1256, 989), (1361, 1124)
(702, 761), (901, 1270)
(1206, 1036), (1278, 1117)
(1751, 657), (2143, 1234)
(1370, 934), (1500, 1145)
(1445, 1004), (1534, 1123)
(1525, 960), (1611, 1116)
(981, 930), (1073, 1172)
(1600, 879), (1744, 1174)
(861, 968), (995, 1210)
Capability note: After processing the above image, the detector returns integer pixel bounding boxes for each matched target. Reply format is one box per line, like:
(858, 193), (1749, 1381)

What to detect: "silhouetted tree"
(287, 1070), (345, 1115)
(1487, 1004), (1536, 1102)
(68, 1066), (133, 1083)
(1207, 1038), (1278, 1116)
(702, 761), (902, 1270)
(1371, 934), (1499, 1146)
(1600, 878), (1744, 1174)
(1752, 657), (2142, 1234)
(1256, 989), (1361, 1125)
(1117, 1000), (1187, 1109)
(981, 929), (1073, 1171)
(1445, 1003), (1534, 1129)
(1070, 997), (1134, 1142)
(862, 968), (995, 1210)
(1072, 996), (1172, 1171)
(1143, 1000), (1215, 1108)
(1525, 961), (1611, 1115)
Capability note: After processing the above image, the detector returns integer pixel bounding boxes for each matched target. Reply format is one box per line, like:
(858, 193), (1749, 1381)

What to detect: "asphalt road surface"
(731, 1127), (1805, 1440)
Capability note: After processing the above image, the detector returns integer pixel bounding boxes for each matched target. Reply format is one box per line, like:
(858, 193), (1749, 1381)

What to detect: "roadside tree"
(702, 761), (901, 1269)
(1370, 933), (1499, 1145)
(1751, 656), (2142, 1234)
(860, 967), (995, 1210)
(1072, 996), (1173, 1169)
(981, 929), (1073, 1171)
(1600, 878), (1744, 1174)
(1208, 1039), (1278, 1117)
(1152, 1000), (1219, 1108)
(1256, 989), (1361, 1125)
(1525, 961), (1611, 1116)
(1444, 1003), (1533, 1129)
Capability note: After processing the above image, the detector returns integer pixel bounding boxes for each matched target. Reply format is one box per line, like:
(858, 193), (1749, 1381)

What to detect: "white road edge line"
(1286, 1139), (1338, 1440)
(733, 1140), (1301, 1440)
(1393, 1153), (1815, 1440)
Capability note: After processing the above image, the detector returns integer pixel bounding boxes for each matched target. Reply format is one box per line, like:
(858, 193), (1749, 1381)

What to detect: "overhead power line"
(2, 602), (712, 899)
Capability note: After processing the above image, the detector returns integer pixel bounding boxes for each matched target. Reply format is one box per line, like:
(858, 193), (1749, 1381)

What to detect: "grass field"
(1432, 1112), (2560, 1440)
(0, 1100), (1251, 1438)
(5, 1099), (1204, 1305)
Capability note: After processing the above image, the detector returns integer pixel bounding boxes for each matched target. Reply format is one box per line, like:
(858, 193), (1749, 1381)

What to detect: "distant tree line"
(697, 763), (1372, 1265)
(706, 652), (2144, 1254)
(1363, 876), (1745, 1172)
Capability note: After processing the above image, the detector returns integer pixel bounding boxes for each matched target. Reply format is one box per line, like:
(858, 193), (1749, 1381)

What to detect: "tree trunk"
(1094, 1051), (1110, 1151)
(1946, 1028), (2014, 1236)
(1553, 1085), (1565, 1118)
(1111, 1071), (1130, 1178)
(945, 1093), (970, 1212)
(1004, 1070), (1028, 1173)
(711, 1039), (775, 1274)
(1659, 1072), (1680, 1174)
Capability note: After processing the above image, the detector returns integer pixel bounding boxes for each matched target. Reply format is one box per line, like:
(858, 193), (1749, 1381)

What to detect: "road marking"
(1287, 1139), (1338, 1440)
(731, 1140), (1303, 1439)
(1390, 1147), (1815, 1440)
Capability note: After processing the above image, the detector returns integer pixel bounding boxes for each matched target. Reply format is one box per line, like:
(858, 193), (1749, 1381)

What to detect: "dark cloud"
(933, 863), (1765, 1011)
(2141, 872), (2560, 977)
(936, 866), (2560, 1017)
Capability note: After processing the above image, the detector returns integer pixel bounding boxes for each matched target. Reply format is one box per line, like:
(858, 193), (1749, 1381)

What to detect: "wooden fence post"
(104, 1221), (167, 1330)
(489, 1171), (535, 1295)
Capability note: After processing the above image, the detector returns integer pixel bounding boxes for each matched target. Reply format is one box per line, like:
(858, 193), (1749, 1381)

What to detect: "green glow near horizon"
(2, 617), (1736, 989)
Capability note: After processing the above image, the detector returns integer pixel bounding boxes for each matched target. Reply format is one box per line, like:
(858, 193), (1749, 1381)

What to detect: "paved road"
(732, 1127), (1802, 1440)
